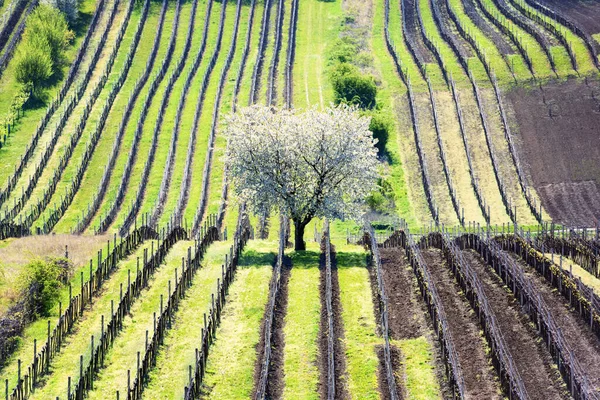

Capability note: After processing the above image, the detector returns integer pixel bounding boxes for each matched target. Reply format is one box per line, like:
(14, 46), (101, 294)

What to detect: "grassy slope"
(53, 2), (162, 232)
(16, 0), (130, 221)
(0, 0), (97, 185)
(282, 240), (320, 400)
(0, 0), (115, 214)
(109, 0), (195, 231)
(199, 240), (274, 399)
(88, 1), (177, 232)
(203, 2), (252, 223)
(335, 243), (380, 399)
(20, 240), (156, 398)
(181, 0), (239, 227)
(32, 2), (143, 232)
(136, 0), (209, 224)
(156, 3), (221, 228)
(478, 0), (554, 78)
(371, 0), (426, 228)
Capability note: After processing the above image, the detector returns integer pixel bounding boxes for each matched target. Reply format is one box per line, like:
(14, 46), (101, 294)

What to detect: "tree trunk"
(294, 219), (306, 251)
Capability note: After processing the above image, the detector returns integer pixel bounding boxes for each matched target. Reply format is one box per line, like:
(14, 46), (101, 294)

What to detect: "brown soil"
(506, 78), (600, 227)
(265, 257), (291, 398)
(402, 0), (434, 64)
(317, 244), (349, 400)
(461, 249), (568, 400)
(379, 248), (422, 339)
(376, 344), (406, 400)
(420, 248), (502, 399)
(252, 256), (290, 398)
(507, 251), (600, 390)
(536, 0), (600, 36)
(462, 0), (515, 55)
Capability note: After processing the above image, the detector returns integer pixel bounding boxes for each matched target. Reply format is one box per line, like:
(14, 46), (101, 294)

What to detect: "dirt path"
(421, 248), (502, 399)
(461, 249), (568, 400)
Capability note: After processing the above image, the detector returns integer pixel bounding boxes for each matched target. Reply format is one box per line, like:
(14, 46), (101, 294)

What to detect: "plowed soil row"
(318, 244), (349, 400)
(460, 249), (568, 400)
(421, 248), (501, 399)
(507, 78), (600, 227)
(507, 251), (600, 390)
(377, 247), (451, 398)
(462, 0), (515, 55)
(402, 0), (434, 64)
(253, 256), (291, 399)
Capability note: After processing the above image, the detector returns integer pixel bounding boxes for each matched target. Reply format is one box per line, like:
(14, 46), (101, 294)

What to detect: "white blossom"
(224, 104), (379, 249)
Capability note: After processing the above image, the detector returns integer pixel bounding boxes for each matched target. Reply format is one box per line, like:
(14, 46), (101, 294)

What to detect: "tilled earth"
(506, 78), (600, 227)
(461, 249), (568, 400)
(536, 0), (600, 37)
(506, 251), (600, 391)
(379, 248), (423, 339)
(421, 248), (502, 399)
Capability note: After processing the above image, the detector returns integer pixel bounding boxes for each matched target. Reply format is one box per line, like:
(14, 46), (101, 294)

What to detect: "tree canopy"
(14, 4), (73, 94)
(225, 105), (379, 250)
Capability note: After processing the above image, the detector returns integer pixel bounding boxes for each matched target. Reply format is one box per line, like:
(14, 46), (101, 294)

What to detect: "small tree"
(14, 40), (53, 93)
(27, 5), (73, 68)
(225, 105), (379, 250)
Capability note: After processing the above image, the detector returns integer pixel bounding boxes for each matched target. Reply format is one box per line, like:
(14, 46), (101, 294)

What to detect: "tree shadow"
(238, 250), (276, 267)
(289, 251), (321, 269)
(334, 251), (366, 268)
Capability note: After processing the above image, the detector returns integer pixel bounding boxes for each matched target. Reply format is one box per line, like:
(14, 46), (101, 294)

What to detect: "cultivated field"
(0, 0), (599, 398)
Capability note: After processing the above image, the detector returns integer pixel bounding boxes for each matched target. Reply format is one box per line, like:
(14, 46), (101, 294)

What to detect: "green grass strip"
(292, 0), (341, 108)
(200, 240), (275, 398)
(335, 243), (380, 399)
(282, 242), (320, 400)
(393, 336), (442, 399)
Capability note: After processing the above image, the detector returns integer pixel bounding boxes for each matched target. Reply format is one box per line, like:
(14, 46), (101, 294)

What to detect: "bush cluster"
(20, 257), (72, 318)
(327, 25), (391, 158)
(14, 5), (74, 96)
(0, 257), (72, 366)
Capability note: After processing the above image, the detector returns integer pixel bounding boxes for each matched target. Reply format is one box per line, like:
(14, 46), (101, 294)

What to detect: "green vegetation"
(14, 5), (74, 94)
(394, 337), (442, 399)
(331, 65), (377, 109)
(20, 257), (72, 317)
(336, 243), (380, 399)
(283, 243), (321, 399)
(200, 241), (274, 398)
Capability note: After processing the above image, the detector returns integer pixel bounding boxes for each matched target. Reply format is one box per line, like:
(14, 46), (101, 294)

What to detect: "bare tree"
(225, 105), (379, 250)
